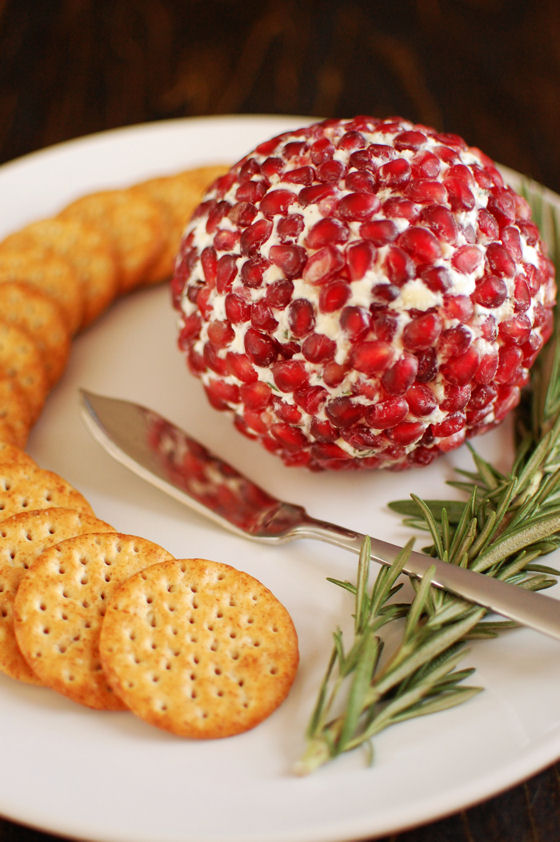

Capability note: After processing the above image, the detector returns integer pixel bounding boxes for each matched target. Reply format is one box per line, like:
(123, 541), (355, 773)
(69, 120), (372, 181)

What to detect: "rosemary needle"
(296, 179), (560, 775)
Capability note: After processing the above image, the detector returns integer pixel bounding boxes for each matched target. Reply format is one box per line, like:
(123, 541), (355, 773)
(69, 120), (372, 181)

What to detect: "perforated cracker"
(0, 442), (37, 470)
(99, 557), (299, 738)
(0, 508), (115, 684)
(13, 532), (173, 708)
(0, 217), (119, 328)
(0, 320), (49, 421)
(0, 376), (33, 447)
(59, 189), (166, 293)
(0, 464), (94, 521)
(0, 248), (84, 335)
(0, 282), (71, 386)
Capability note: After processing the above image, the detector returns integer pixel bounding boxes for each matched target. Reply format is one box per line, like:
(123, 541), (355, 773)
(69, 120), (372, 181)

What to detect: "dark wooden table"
(1, 1), (560, 840)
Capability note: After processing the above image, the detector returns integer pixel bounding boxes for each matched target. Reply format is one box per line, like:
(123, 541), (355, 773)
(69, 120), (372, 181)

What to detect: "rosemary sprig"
(296, 178), (560, 775)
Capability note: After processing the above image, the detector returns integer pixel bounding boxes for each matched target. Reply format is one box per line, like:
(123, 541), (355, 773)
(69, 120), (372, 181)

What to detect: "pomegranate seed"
(310, 417), (338, 442)
(319, 279), (351, 312)
(477, 209), (500, 239)
(178, 313), (201, 345)
(241, 256), (270, 288)
(406, 179), (447, 204)
(251, 300), (278, 331)
(472, 275), (507, 308)
(196, 286), (213, 319)
(271, 423), (307, 451)
(283, 166), (315, 185)
(495, 346), (524, 384)
(204, 378), (240, 410)
(403, 313), (442, 350)
(302, 333), (336, 362)
(494, 385), (521, 420)
(431, 412), (466, 438)
(277, 214), (305, 241)
(440, 384), (471, 412)
(306, 218), (350, 249)
(441, 347), (479, 385)
(236, 180), (267, 202)
(502, 226), (523, 260)
(323, 361), (347, 387)
(346, 240), (375, 280)
(421, 266), (451, 293)
(229, 202), (257, 227)
(442, 294), (474, 322)
(382, 197), (417, 219)
(474, 352), (499, 384)
(201, 247), (218, 286)
(299, 183), (335, 206)
(272, 360), (309, 392)
(350, 340), (394, 374)
(288, 298), (316, 337)
(345, 170), (376, 192)
(444, 177), (475, 211)
(499, 314), (532, 344)
(294, 385), (328, 414)
(381, 354), (419, 395)
(398, 226), (442, 263)
(340, 306), (371, 340)
(310, 137), (335, 164)
(261, 157), (283, 178)
(486, 242), (515, 277)
(336, 192), (380, 221)
(341, 426), (383, 451)
(260, 189), (296, 218)
(411, 151), (440, 178)
(302, 245), (345, 284)
(325, 397), (364, 428)
(215, 254), (238, 293)
(388, 421), (425, 445)
(365, 397), (408, 429)
(438, 325), (472, 357)
(226, 352), (258, 383)
(266, 278), (294, 308)
(337, 130), (367, 152)
(203, 343), (228, 375)
(269, 244), (306, 278)
(451, 245), (483, 274)
(319, 159), (345, 182)
(414, 348), (437, 382)
(213, 229), (239, 252)
(394, 130), (427, 150)
(225, 293), (250, 323)
(406, 384), (437, 416)
(377, 158), (411, 186)
(419, 204), (459, 243)
(384, 246), (414, 285)
(360, 219), (398, 245)
(240, 381), (272, 410)
(239, 219), (272, 256)
(244, 328), (279, 366)
(207, 320), (234, 348)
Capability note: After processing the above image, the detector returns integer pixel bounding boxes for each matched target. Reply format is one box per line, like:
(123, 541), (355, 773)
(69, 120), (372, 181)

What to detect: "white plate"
(1, 115), (559, 842)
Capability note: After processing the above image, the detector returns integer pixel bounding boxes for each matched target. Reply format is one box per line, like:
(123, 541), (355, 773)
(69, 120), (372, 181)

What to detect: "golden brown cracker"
(0, 376), (33, 448)
(0, 508), (115, 685)
(130, 164), (229, 284)
(0, 442), (37, 470)
(13, 532), (173, 708)
(59, 189), (166, 293)
(0, 320), (49, 422)
(1, 217), (119, 329)
(0, 248), (84, 335)
(0, 463), (94, 522)
(99, 557), (299, 738)
(0, 281), (71, 385)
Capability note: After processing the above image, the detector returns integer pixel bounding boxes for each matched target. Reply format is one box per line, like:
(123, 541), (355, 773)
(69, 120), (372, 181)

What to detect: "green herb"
(296, 178), (560, 775)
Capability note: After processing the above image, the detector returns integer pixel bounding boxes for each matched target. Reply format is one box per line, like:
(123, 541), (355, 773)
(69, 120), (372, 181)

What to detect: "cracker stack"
(0, 161), (300, 737)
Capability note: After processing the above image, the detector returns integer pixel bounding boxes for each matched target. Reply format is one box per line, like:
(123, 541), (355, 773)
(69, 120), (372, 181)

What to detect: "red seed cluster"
(171, 116), (556, 471)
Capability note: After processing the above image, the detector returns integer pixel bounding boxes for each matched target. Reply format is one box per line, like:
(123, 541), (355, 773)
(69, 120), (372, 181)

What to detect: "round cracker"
(0, 248), (84, 334)
(0, 282), (71, 385)
(0, 463), (94, 522)
(130, 164), (229, 284)
(0, 376), (33, 448)
(0, 442), (37, 470)
(0, 320), (49, 422)
(99, 557), (299, 738)
(13, 532), (173, 709)
(0, 218), (119, 329)
(0, 508), (115, 685)
(59, 189), (166, 293)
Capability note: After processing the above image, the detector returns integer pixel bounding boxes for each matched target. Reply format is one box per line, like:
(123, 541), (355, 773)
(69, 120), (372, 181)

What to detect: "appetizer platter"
(0, 115), (559, 842)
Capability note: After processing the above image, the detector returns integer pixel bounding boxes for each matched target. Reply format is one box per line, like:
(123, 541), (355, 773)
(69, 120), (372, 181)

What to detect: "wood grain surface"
(1, 1), (560, 841)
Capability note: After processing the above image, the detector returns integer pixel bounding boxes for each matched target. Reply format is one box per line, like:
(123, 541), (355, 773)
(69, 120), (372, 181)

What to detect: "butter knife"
(80, 389), (560, 640)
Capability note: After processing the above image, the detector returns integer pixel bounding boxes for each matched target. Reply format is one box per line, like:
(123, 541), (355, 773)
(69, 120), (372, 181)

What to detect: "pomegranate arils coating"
(173, 116), (556, 471)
